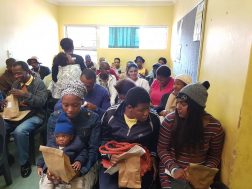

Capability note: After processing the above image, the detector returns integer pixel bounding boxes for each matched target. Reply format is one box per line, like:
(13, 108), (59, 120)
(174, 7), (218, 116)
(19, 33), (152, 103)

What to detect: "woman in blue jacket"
(45, 80), (100, 189)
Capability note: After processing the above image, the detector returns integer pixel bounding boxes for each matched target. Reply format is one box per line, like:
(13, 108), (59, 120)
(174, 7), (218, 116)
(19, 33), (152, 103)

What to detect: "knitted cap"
(177, 81), (210, 107)
(175, 74), (192, 85)
(54, 113), (74, 135)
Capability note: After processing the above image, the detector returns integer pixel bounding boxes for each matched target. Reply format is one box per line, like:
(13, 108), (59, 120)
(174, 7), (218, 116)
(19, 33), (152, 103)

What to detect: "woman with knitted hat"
(155, 74), (192, 121)
(45, 80), (100, 189)
(157, 81), (225, 188)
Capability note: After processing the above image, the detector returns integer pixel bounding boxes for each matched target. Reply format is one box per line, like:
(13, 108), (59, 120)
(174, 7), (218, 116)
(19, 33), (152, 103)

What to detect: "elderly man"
(5, 61), (48, 178)
(27, 56), (50, 80)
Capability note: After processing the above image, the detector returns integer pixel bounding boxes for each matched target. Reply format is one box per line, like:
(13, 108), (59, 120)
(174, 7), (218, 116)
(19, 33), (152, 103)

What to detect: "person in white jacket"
(126, 62), (150, 92)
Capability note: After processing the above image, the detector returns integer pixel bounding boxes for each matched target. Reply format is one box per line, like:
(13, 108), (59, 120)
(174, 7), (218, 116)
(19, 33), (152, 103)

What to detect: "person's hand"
(72, 161), (81, 171)
(159, 110), (168, 117)
(110, 154), (120, 166)
(85, 102), (97, 111)
(10, 89), (28, 98)
(173, 168), (186, 180)
(47, 170), (62, 182)
(37, 167), (43, 176)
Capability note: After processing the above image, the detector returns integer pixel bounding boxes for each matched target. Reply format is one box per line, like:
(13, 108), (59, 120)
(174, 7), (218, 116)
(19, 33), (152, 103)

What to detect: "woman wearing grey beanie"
(157, 81), (225, 189)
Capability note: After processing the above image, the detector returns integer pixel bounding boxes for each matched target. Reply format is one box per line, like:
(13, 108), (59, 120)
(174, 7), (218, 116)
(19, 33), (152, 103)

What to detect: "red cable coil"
(99, 141), (152, 176)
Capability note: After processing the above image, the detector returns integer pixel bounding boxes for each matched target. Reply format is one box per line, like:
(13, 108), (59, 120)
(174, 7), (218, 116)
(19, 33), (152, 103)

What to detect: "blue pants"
(5, 116), (43, 165)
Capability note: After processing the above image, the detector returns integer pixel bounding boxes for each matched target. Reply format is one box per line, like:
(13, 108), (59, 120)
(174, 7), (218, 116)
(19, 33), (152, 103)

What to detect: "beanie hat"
(175, 74), (192, 85)
(54, 113), (74, 135)
(177, 81), (210, 107)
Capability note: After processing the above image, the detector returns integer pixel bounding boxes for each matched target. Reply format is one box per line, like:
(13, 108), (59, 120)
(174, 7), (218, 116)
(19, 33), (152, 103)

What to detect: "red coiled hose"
(99, 141), (152, 176)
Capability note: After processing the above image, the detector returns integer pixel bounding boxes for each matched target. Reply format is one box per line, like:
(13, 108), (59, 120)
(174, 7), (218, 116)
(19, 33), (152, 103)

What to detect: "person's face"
(158, 59), (166, 65)
(176, 100), (189, 118)
(156, 75), (169, 88)
(136, 60), (143, 68)
(62, 95), (82, 118)
(128, 103), (150, 122)
(29, 59), (39, 69)
(55, 133), (73, 147)
(85, 56), (91, 63)
(114, 59), (120, 69)
(80, 75), (95, 92)
(100, 64), (110, 74)
(12, 65), (29, 82)
(173, 79), (186, 95)
(128, 67), (138, 81)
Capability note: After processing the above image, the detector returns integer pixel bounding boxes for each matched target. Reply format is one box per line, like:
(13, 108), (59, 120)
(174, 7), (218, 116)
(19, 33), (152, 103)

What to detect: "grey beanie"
(177, 81), (210, 107)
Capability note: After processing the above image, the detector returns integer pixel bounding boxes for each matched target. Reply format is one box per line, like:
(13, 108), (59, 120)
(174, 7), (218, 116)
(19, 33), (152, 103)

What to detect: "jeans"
(5, 116), (43, 165)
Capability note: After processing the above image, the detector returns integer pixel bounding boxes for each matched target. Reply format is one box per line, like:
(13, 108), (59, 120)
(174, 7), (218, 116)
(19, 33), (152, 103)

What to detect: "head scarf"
(61, 80), (87, 99)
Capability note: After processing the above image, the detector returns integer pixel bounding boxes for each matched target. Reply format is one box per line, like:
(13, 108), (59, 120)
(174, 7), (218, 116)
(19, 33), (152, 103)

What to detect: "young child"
(37, 112), (86, 189)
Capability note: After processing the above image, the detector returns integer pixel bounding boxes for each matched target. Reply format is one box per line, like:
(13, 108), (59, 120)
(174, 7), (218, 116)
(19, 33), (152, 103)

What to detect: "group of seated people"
(0, 37), (225, 189)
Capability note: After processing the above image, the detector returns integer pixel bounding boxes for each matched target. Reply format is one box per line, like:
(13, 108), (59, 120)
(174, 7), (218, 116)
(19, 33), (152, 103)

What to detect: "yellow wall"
(172, 0), (252, 188)
(58, 6), (174, 70)
(0, 0), (59, 73)
(230, 46), (252, 188)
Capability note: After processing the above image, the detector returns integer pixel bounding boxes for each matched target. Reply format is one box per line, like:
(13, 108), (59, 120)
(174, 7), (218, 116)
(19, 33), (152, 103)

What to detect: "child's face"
(55, 133), (73, 147)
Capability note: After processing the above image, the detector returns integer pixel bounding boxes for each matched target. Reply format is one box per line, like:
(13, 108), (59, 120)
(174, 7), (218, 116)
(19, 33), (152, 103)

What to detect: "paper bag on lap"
(186, 163), (219, 189)
(39, 145), (76, 183)
(118, 155), (141, 189)
(3, 94), (19, 119)
(2, 94), (30, 121)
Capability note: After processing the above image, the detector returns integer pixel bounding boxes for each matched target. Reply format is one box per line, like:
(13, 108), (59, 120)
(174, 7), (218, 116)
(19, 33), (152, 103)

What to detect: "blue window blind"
(109, 27), (139, 48)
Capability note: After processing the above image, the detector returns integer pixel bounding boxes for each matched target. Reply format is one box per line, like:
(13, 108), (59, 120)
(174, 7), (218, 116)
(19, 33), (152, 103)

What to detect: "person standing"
(52, 38), (86, 83)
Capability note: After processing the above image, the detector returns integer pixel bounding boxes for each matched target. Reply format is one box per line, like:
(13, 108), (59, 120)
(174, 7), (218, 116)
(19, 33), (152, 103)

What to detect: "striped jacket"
(157, 112), (225, 188)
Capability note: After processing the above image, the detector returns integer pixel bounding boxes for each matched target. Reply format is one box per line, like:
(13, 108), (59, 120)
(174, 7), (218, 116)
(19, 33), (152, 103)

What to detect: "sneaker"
(21, 161), (32, 178)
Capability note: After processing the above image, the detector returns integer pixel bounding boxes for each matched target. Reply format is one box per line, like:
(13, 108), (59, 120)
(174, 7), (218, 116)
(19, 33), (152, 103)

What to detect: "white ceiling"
(47, 0), (176, 6)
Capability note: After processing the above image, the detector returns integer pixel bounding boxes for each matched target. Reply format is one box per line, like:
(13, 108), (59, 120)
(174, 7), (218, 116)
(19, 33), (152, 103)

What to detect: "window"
(65, 26), (97, 61)
(108, 27), (139, 48)
(65, 25), (168, 51)
(65, 26), (97, 50)
(139, 27), (168, 49)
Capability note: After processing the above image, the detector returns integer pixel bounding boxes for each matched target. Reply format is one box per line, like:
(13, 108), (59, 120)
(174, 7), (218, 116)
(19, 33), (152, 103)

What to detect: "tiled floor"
(0, 140), (41, 189)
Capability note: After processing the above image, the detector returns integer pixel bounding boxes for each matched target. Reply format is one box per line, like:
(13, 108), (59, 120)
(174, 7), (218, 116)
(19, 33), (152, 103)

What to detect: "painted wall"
(58, 6), (174, 70)
(0, 0), (59, 73)
(172, 0), (252, 188)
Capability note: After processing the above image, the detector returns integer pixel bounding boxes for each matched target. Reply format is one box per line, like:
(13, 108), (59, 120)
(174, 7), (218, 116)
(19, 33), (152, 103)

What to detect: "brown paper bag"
(3, 94), (20, 119)
(186, 163), (219, 189)
(118, 155), (141, 189)
(39, 145), (76, 183)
